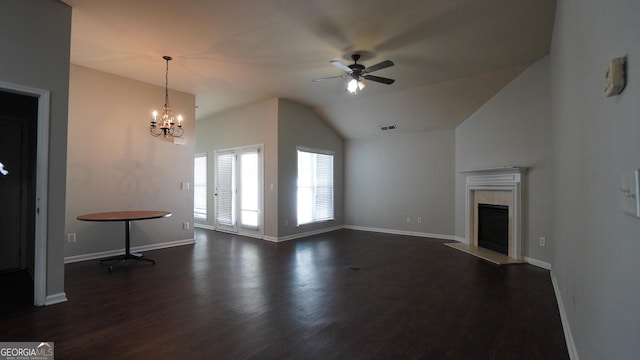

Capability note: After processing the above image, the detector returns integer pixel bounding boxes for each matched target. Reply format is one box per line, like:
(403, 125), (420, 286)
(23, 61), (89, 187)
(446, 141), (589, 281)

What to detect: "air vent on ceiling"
(380, 124), (398, 131)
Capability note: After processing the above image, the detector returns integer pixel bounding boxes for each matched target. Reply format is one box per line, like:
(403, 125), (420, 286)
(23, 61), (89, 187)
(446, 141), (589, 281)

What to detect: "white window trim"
(296, 146), (335, 226)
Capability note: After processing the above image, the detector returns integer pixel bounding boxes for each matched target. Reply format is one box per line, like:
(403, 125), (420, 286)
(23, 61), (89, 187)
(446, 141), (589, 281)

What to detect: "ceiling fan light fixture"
(347, 78), (366, 94)
(314, 53), (394, 94)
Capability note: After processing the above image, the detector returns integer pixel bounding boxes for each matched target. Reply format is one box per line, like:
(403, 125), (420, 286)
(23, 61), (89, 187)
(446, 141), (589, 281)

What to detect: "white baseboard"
(525, 256), (552, 270)
(343, 225), (457, 241)
(194, 223), (215, 230)
(64, 238), (196, 264)
(45, 292), (68, 306)
(451, 235), (468, 243)
(261, 235), (279, 242)
(551, 271), (579, 360)
(264, 225), (344, 243)
(239, 232), (265, 240)
(197, 224), (456, 243)
(213, 228), (264, 240)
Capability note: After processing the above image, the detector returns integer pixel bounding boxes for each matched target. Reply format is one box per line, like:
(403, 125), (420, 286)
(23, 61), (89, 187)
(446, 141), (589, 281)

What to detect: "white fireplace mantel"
(461, 166), (528, 260)
(460, 166), (528, 175)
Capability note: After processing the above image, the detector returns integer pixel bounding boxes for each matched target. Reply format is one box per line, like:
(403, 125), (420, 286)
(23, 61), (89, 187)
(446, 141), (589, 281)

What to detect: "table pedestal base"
(101, 219), (155, 272)
(100, 253), (155, 272)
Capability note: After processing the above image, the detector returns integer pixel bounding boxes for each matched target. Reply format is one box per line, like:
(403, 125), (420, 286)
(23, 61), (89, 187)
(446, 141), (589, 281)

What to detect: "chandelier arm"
(150, 124), (163, 137)
(169, 125), (184, 138)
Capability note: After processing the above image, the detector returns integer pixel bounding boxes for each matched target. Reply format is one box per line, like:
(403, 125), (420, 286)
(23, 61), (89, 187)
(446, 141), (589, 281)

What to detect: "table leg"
(100, 219), (155, 271)
(125, 219), (131, 256)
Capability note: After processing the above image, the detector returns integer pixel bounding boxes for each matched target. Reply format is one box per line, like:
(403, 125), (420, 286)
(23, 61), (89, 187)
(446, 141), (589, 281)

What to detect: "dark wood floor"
(0, 229), (568, 359)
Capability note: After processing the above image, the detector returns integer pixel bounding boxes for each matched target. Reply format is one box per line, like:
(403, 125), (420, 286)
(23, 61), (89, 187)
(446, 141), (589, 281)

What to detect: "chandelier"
(150, 56), (184, 138)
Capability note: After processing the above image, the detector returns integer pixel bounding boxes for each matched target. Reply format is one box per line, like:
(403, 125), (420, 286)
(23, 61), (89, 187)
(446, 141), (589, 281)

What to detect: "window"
(194, 154), (207, 219)
(297, 148), (334, 225)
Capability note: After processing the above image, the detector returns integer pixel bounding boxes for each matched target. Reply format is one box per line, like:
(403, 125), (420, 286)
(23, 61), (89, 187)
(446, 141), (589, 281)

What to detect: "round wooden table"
(77, 210), (172, 271)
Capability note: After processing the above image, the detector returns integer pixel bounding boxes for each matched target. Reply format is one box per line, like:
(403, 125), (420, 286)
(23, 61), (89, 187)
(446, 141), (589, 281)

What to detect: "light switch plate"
(621, 169), (640, 218)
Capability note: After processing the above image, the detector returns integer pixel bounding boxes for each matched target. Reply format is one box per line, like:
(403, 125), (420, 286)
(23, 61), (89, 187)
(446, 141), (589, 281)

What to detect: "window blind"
(216, 152), (235, 227)
(297, 149), (334, 225)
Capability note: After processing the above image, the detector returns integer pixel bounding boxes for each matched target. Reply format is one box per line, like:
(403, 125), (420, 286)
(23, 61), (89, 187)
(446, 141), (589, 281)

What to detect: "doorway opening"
(0, 82), (51, 306)
(0, 90), (37, 305)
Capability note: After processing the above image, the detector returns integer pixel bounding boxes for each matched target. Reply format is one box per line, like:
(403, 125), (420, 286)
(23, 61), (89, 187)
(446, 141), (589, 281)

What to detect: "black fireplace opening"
(478, 203), (509, 255)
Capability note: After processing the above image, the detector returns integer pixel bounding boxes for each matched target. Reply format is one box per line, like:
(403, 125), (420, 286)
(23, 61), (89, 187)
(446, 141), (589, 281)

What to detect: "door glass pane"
(240, 151), (259, 228)
(216, 152), (235, 227)
(194, 155), (207, 219)
(297, 151), (314, 225)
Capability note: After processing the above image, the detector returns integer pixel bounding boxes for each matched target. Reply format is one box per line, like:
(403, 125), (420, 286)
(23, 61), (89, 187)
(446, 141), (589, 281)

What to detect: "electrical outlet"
(66, 233), (76, 243)
(406, 216), (411, 223)
(183, 222), (190, 230)
(417, 217), (422, 224)
(539, 236), (546, 247)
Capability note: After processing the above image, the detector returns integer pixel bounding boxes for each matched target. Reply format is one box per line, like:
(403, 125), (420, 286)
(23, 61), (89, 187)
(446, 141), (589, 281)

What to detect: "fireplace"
(477, 203), (509, 255)
(463, 167), (527, 260)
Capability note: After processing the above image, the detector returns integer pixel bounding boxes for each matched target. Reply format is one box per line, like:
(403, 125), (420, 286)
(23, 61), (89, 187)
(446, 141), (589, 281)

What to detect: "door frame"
(214, 144), (264, 239)
(0, 81), (50, 306)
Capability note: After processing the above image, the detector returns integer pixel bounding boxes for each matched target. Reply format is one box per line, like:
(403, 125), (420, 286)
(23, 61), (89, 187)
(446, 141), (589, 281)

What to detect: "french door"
(214, 145), (263, 237)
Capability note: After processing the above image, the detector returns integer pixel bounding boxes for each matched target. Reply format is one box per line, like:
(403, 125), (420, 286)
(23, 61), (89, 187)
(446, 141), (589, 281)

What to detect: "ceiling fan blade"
(311, 75), (348, 82)
(312, 75), (347, 82)
(363, 60), (394, 74)
(363, 74), (395, 85)
(330, 60), (353, 73)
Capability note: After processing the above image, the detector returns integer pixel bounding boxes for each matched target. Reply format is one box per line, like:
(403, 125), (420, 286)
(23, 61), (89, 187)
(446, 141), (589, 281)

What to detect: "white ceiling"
(62, 0), (556, 139)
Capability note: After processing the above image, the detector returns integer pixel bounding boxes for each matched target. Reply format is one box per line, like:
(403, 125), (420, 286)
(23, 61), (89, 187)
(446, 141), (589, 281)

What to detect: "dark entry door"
(0, 91), (37, 273)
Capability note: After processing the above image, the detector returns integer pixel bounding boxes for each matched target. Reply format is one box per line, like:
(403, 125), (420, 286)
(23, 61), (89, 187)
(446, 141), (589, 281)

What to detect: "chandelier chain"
(164, 57), (170, 107)
(150, 55), (184, 139)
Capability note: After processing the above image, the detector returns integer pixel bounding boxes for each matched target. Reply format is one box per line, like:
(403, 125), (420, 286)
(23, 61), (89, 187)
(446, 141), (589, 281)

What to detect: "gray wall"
(65, 65), (196, 258)
(194, 98), (280, 238)
(345, 130), (455, 237)
(195, 98), (344, 239)
(550, 0), (640, 358)
(277, 99), (344, 238)
(0, 0), (71, 299)
(455, 56), (553, 262)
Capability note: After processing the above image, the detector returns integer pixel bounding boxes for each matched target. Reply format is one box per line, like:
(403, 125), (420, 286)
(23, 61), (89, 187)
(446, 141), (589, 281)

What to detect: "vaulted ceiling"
(62, 0), (556, 139)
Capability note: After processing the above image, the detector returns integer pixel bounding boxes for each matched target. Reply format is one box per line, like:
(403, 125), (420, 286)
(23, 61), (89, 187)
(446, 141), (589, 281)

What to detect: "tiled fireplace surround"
(464, 168), (527, 260)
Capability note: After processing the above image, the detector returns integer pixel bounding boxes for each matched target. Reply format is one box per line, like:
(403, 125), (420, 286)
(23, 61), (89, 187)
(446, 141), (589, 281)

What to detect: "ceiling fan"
(313, 54), (395, 94)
